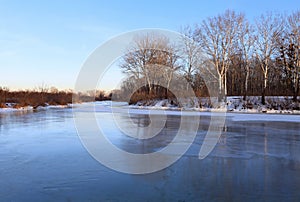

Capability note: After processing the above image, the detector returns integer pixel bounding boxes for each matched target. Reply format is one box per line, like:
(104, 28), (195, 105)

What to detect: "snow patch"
(128, 96), (300, 114)
(0, 106), (33, 113)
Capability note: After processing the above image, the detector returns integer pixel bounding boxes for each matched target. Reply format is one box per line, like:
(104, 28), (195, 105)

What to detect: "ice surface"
(0, 102), (300, 201)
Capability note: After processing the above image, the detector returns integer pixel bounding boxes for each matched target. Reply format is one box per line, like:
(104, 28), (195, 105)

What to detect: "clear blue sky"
(0, 0), (299, 91)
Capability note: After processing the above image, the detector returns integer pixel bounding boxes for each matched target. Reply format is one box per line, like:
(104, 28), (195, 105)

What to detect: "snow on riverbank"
(130, 96), (300, 114)
(0, 106), (34, 113)
(1, 96), (300, 116)
(109, 101), (300, 123)
(1, 100), (299, 123)
(0, 104), (72, 113)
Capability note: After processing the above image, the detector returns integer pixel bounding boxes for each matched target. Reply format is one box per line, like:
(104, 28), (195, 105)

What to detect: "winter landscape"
(1, 1), (300, 202)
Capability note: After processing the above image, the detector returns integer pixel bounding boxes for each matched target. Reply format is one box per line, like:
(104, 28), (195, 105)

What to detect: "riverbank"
(1, 96), (300, 115)
(130, 96), (300, 114)
(0, 103), (73, 113)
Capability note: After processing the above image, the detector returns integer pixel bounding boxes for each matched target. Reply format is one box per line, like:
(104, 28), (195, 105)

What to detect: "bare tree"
(254, 12), (283, 104)
(35, 83), (49, 106)
(287, 11), (300, 101)
(180, 26), (202, 91)
(120, 33), (180, 97)
(0, 87), (9, 105)
(279, 11), (300, 102)
(194, 10), (244, 101)
(161, 48), (181, 97)
(237, 17), (255, 100)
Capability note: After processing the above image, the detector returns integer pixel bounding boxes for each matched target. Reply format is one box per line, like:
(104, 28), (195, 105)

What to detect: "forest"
(116, 10), (300, 105)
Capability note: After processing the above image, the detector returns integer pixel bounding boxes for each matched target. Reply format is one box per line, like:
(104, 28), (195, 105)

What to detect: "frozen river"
(0, 102), (300, 201)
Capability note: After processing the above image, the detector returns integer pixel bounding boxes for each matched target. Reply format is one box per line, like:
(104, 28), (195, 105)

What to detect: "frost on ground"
(130, 96), (300, 114)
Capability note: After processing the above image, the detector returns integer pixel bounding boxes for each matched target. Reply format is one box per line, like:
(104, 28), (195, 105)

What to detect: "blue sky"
(0, 0), (299, 91)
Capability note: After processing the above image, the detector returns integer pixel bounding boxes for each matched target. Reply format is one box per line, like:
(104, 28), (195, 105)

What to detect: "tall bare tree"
(237, 17), (255, 100)
(194, 10), (244, 101)
(279, 11), (300, 102)
(254, 12), (283, 104)
(162, 48), (181, 96)
(120, 33), (180, 96)
(180, 26), (202, 91)
(287, 11), (300, 101)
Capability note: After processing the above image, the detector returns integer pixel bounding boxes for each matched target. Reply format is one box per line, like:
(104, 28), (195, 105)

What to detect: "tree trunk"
(261, 69), (268, 105)
(293, 78), (299, 102)
(145, 77), (152, 95)
(166, 80), (171, 99)
(243, 66), (249, 101)
(218, 74), (223, 102)
(261, 75), (267, 105)
(224, 72), (227, 102)
(261, 87), (266, 105)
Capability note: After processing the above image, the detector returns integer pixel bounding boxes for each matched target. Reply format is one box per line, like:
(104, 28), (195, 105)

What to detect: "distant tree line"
(0, 86), (73, 108)
(0, 86), (111, 108)
(117, 10), (300, 105)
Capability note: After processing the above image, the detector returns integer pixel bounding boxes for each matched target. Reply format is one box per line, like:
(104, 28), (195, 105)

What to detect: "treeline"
(116, 10), (300, 105)
(0, 86), (73, 108)
(0, 86), (111, 108)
